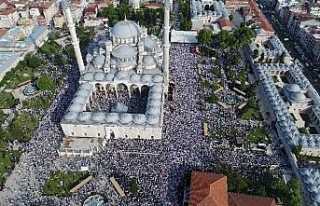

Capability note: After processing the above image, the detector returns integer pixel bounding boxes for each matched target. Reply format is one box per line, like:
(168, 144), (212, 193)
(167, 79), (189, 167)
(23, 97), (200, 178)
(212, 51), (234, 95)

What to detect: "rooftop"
(189, 171), (276, 206)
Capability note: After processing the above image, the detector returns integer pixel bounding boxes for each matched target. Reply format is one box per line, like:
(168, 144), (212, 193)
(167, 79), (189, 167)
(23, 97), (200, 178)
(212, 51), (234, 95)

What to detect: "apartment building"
(0, 2), (19, 28)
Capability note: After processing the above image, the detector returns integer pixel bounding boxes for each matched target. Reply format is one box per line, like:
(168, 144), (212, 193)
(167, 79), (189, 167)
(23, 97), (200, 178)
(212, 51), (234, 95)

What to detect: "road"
(262, 9), (320, 92)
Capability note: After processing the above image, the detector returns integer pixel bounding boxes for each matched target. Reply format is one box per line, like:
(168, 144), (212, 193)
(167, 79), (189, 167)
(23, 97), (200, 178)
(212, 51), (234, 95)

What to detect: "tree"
(25, 54), (42, 69)
(253, 49), (259, 58)
(37, 74), (54, 91)
(282, 180), (303, 206)
(229, 14), (233, 21)
(292, 145), (302, 156)
(197, 29), (213, 46)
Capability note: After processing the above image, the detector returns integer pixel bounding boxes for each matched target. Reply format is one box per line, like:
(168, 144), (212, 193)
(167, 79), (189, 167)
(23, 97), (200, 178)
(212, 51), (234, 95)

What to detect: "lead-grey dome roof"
(130, 73), (141, 82)
(141, 74), (152, 82)
(133, 114), (146, 124)
(94, 72), (105, 81)
(291, 92), (306, 102)
(73, 96), (86, 104)
(119, 113), (132, 124)
(142, 38), (156, 51)
(146, 114), (159, 125)
(69, 103), (83, 112)
(152, 74), (163, 83)
(106, 113), (119, 122)
(143, 56), (156, 66)
(83, 73), (94, 81)
(285, 84), (301, 93)
(116, 70), (129, 79)
(312, 193), (320, 202)
(150, 85), (162, 93)
(64, 112), (78, 120)
(92, 55), (105, 67)
(92, 112), (106, 122)
(106, 73), (114, 81)
(112, 45), (137, 59)
(110, 20), (142, 39)
(80, 83), (93, 91)
(78, 112), (92, 121)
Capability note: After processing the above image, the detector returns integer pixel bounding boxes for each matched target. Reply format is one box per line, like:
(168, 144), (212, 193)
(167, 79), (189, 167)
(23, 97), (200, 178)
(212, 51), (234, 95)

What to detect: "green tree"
(25, 54), (42, 69)
(37, 74), (54, 91)
(282, 180), (303, 206)
(197, 29), (213, 46)
(292, 145), (302, 156)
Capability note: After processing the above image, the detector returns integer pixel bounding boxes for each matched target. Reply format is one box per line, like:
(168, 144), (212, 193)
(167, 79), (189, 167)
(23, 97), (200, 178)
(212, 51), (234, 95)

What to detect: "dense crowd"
(88, 87), (148, 114)
(0, 43), (282, 206)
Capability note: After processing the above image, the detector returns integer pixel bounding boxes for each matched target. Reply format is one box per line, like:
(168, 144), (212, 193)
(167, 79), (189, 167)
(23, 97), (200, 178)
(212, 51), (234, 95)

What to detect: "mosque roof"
(110, 20), (142, 39)
(112, 45), (137, 59)
(290, 92), (306, 103)
(285, 83), (301, 93)
(143, 56), (156, 66)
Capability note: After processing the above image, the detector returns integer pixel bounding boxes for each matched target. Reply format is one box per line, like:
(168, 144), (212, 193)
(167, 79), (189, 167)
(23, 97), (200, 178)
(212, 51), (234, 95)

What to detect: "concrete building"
(0, 26), (48, 82)
(59, 0), (171, 156)
(190, 0), (230, 30)
(0, 2), (19, 29)
(249, 35), (291, 64)
(224, 0), (249, 11)
(53, 12), (65, 28)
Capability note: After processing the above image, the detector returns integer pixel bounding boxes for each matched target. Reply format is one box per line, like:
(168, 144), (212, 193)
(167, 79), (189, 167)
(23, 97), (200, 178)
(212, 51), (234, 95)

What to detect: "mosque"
(58, 1), (171, 156)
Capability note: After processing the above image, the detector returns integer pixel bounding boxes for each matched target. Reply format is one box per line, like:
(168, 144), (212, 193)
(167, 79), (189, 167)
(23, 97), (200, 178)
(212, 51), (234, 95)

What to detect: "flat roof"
(171, 30), (198, 43)
(61, 137), (102, 151)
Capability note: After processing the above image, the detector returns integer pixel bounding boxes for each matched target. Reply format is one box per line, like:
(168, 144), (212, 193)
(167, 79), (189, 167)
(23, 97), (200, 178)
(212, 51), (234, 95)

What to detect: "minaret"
(62, 0), (85, 72)
(163, 0), (170, 93)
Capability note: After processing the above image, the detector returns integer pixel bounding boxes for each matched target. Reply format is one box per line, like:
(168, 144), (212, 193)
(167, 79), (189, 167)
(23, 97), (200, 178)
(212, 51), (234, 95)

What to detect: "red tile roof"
(220, 18), (233, 28)
(189, 171), (277, 206)
(248, 0), (274, 33)
(229, 193), (276, 206)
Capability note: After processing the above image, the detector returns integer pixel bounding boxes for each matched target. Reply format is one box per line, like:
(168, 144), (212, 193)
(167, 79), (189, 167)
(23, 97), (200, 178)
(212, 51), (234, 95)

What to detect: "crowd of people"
(0, 43), (282, 206)
(88, 86), (149, 114)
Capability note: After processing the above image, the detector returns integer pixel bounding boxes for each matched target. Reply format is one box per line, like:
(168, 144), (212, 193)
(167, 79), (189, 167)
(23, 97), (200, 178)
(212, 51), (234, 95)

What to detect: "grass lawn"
(0, 110), (7, 125)
(42, 171), (89, 196)
(0, 151), (21, 187)
(247, 127), (269, 143)
(22, 94), (52, 110)
(240, 108), (262, 120)
(0, 92), (15, 109)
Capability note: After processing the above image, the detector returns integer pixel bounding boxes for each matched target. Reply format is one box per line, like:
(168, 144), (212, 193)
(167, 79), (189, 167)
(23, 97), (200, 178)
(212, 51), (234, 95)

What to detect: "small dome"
(112, 45), (137, 59)
(94, 72), (105, 81)
(150, 85), (163, 93)
(92, 55), (105, 67)
(150, 92), (162, 100)
(130, 0), (139, 5)
(106, 113), (119, 123)
(291, 92), (306, 103)
(64, 112), (78, 120)
(285, 84), (301, 93)
(300, 168), (311, 176)
(152, 74), (163, 83)
(130, 73), (141, 82)
(141, 74), (152, 82)
(73, 96), (86, 105)
(133, 114), (146, 124)
(106, 73), (114, 81)
(78, 112), (91, 121)
(143, 56), (156, 66)
(92, 112), (106, 122)
(147, 106), (161, 115)
(69, 103), (83, 112)
(148, 99), (162, 107)
(312, 193), (320, 202)
(116, 70), (129, 79)
(119, 113), (132, 124)
(309, 139), (316, 147)
(80, 83), (93, 91)
(110, 20), (142, 39)
(142, 38), (156, 51)
(83, 73), (94, 81)
(146, 114), (159, 125)
(77, 89), (91, 97)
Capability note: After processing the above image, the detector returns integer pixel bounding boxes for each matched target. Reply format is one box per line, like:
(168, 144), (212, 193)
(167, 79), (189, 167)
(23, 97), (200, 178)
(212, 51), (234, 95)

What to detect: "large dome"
(111, 20), (142, 39)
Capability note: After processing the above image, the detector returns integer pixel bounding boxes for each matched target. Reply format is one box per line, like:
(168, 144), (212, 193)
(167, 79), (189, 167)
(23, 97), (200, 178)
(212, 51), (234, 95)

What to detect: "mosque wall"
(61, 123), (162, 139)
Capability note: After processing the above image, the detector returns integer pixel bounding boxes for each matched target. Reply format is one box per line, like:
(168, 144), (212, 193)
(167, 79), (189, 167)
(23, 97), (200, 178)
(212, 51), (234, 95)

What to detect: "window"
(97, 133), (100, 137)
(71, 132), (74, 136)
(125, 135), (128, 138)
(151, 135), (154, 139)
(138, 135), (141, 139)
(84, 133), (87, 136)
